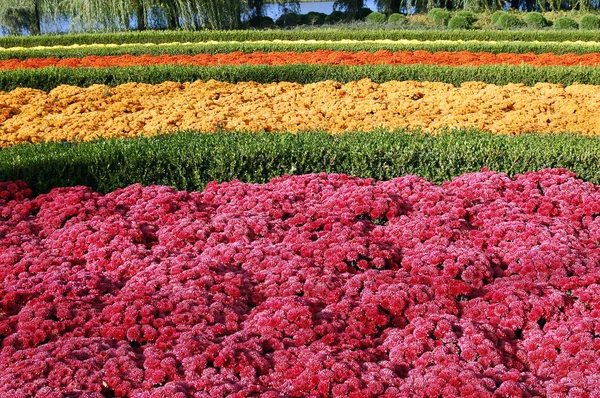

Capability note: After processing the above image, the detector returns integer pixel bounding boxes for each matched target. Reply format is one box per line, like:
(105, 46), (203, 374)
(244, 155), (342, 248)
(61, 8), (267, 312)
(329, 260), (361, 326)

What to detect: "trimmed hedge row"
(2, 130), (600, 195)
(3, 29), (600, 48)
(5, 39), (600, 60)
(3, 64), (600, 91)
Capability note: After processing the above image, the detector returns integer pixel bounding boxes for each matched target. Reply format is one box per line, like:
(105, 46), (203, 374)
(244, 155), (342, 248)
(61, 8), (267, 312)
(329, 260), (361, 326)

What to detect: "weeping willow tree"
(0, 0), (65, 34)
(62, 0), (274, 31)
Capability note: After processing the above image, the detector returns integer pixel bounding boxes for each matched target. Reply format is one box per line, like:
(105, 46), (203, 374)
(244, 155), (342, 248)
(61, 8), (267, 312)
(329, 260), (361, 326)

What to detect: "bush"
(495, 13), (525, 29)
(248, 16), (274, 28)
(326, 10), (345, 24)
(427, 8), (451, 26)
(275, 13), (304, 27)
(448, 15), (474, 29)
(523, 12), (548, 29)
(456, 11), (477, 24)
(357, 8), (373, 20)
(490, 11), (507, 25)
(388, 13), (408, 25)
(554, 17), (578, 30)
(365, 11), (387, 24)
(579, 14), (600, 30)
(305, 11), (327, 26)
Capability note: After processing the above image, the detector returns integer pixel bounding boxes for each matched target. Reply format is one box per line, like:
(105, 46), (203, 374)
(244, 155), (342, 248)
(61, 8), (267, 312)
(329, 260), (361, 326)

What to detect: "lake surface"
(0, 0), (380, 36)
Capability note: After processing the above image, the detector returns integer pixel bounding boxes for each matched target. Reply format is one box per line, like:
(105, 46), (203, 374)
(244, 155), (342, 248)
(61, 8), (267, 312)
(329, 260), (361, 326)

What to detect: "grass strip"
(5, 40), (600, 60)
(2, 129), (600, 195)
(3, 29), (600, 48)
(3, 63), (600, 91)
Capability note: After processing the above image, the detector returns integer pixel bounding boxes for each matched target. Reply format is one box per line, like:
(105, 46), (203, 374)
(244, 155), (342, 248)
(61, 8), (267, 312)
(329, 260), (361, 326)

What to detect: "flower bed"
(2, 79), (600, 145)
(1, 169), (600, 396)
(5, 49), (600, 70)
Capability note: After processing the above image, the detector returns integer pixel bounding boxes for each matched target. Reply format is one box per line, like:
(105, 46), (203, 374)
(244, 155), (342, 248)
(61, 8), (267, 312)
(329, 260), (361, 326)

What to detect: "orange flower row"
(2, 79), (600, 145)
(3, 50), (600, 70)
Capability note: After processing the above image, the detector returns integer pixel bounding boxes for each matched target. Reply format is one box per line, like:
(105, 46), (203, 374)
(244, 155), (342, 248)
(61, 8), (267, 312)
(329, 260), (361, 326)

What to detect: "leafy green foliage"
(3, 64), (600, 92)
(428, 8), (451, 26)
(448, 15), (473, 29)
(365, 11), (387, 24)
(495, 13), (525, 29)
(490, 10), (506, 25)
(523, 12), (549, 29)
(3, 28), (600, 49)
(456, 11), (476, 24)
(4, 130), (600, 195)
(387, 13), (408, 25)
(579, 14), (600, 29)
(554, 17), (579, 30)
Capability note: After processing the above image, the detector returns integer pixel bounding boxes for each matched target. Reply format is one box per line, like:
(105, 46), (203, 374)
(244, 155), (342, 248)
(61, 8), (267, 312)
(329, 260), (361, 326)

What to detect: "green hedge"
(6, 39), (600, 60)
(3, 130), (600, 195)
(3, 28), (600, 48)
(3, 64), (600, 92)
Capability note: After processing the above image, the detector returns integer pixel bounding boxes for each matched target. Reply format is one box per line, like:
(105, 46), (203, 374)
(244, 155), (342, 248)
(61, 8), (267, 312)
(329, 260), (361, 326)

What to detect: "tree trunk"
(510, 0), (520, 10)
(390, 0), (401, 13)
(135, 0), (146, 30)
(32, 0), (42, 35)
(168, 3), (179, 29)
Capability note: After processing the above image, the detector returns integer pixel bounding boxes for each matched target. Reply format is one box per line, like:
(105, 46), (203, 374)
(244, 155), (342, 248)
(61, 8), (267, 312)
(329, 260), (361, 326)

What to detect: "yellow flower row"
(1, 79), (599, 145)
(2, 39), (600, 52)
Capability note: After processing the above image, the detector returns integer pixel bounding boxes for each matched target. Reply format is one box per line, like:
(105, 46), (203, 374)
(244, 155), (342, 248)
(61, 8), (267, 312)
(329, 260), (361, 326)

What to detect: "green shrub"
(326, 10), (345, 24)
(388, 13), (408, 25)
(523, 12), (548, 28)
(427, 8), (451, 26)
(448, 15), (473, 29)
(365, 11), (387, 24)
(275, 13), (306, 27)
(3, 29), (600, 49)
(305, 11), (327, 26)
(579, 14), (600, 30)
(490, 11), (507, 25)
(6, 130), (600, 195)
(357, 8), (373, 20)
(554, 17), (579, 30)
(248, 16), (275, 28)
(495, 13), (525, 29)
(456, 11), (477, 24)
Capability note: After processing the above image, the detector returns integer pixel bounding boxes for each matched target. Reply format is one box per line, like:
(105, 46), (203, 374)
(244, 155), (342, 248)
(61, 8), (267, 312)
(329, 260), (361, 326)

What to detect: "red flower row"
(3, 49), (600, 70)
(2, 169), (600, 397)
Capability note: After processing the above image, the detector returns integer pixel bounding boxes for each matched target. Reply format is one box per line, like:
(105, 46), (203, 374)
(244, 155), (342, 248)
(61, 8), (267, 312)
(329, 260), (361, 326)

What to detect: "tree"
(376, 0), (401, 14)
(0, 0), (62, 35)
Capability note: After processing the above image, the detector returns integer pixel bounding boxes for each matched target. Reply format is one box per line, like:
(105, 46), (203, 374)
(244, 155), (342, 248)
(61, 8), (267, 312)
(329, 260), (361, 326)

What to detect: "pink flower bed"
(2, 169), (600, 397)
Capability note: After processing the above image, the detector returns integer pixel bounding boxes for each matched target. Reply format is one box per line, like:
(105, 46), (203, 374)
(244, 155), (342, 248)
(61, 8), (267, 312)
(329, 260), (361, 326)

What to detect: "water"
(0, 1), (380, 36)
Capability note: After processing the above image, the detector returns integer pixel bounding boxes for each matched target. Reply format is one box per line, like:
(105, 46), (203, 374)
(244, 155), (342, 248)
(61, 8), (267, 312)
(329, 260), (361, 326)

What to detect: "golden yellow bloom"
(1, 79), (600, 145)
(2, 39), (600, 52)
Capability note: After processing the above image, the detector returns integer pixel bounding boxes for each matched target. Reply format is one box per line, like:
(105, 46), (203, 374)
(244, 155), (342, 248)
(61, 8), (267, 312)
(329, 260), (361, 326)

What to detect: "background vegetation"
(3, 0), (600, 36)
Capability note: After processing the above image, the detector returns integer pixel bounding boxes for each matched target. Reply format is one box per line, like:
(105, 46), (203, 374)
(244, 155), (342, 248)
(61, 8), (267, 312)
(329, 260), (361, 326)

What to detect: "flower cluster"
(4, 49), (600, 71)
(2, 169), (600, 397)
(3, 79), (600, 146)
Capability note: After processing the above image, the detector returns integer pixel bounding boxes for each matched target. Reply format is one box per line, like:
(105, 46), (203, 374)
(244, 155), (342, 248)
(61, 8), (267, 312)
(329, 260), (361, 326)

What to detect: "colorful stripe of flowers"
(4, 38), (600, 52)
(2, 169), (600, 396)
(1, 79), (599, 145)
(5, 49), (600, 70)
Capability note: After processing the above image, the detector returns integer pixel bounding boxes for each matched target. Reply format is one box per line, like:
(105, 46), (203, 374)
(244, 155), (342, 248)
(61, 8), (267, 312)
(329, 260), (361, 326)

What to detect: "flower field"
(4, 28), (600, 397)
